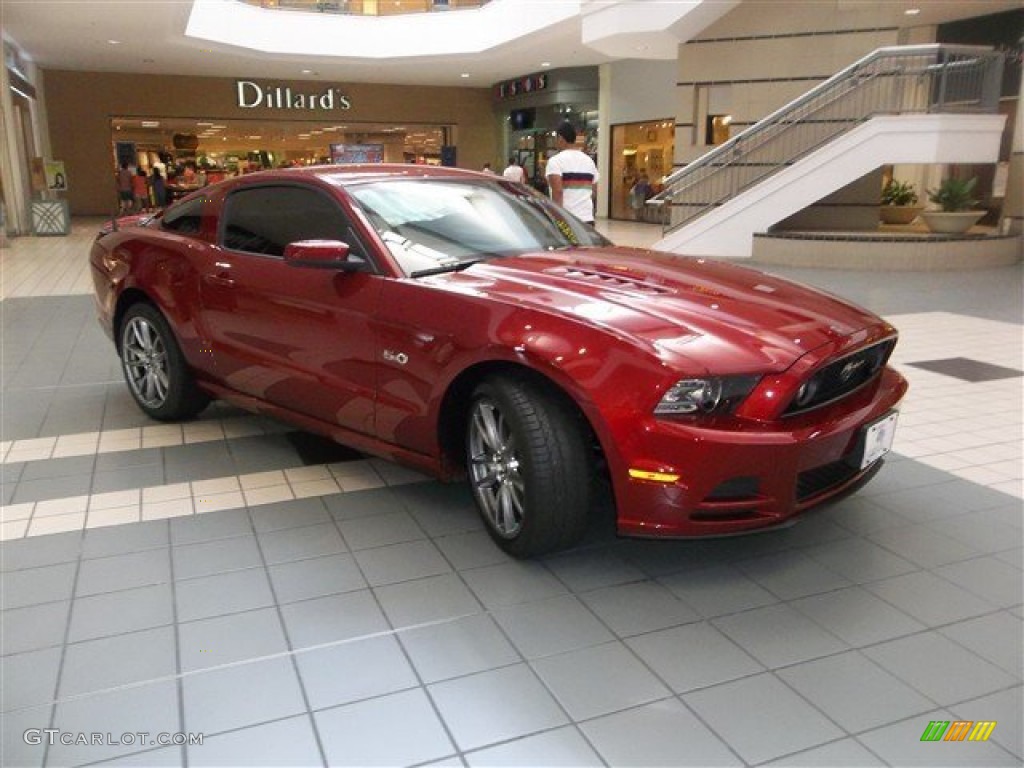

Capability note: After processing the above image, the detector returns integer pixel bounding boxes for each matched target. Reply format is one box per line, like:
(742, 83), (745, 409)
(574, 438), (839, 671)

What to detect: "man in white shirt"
(545, 122), (598, 224)
(502, 157), (526, 184)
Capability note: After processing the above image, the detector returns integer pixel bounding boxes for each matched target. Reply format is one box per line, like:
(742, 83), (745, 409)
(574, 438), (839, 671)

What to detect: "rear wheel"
(466, 376), (593, 557)
(119, 303), (209, 421)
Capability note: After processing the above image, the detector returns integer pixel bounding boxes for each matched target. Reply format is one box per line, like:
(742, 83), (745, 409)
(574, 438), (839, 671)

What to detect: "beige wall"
(42, 69), (499, 215)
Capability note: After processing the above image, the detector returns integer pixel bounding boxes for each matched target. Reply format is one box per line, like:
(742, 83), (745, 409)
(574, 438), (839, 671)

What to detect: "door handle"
(204, 272), (236, 288)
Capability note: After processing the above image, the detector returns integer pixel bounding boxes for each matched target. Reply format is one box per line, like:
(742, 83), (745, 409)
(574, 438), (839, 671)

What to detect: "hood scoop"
(545, 265), (675, 297)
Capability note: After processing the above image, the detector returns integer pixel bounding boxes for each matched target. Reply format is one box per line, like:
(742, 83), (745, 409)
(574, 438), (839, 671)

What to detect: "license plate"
(860, 411), (898, 469)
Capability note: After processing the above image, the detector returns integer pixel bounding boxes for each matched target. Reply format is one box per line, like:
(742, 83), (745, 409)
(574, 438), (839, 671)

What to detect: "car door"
(197, 182), (383, 437)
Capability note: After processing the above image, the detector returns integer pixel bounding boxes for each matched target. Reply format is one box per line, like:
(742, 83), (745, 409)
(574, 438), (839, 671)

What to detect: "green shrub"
(927, 176), (978, 212)
(881, 179), (918, 206)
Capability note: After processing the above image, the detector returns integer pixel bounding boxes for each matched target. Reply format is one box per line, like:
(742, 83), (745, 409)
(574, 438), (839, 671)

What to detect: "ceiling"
(4, 0), (1021, 89)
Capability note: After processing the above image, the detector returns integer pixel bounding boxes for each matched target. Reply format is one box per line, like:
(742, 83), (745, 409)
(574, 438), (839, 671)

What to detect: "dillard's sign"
(236, 80), (352, 111)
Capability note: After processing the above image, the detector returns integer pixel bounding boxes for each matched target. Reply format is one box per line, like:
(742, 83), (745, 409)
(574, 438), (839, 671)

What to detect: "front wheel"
(119, 303), (209, 421)
(466, 376), (593, 557)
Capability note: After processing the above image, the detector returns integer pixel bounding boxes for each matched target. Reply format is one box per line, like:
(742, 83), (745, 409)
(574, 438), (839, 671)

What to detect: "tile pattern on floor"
(1, 221), (1022, 767)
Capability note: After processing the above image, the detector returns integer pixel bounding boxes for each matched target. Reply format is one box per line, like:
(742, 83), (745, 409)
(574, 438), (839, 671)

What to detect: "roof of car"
(263, 163), (489, 186)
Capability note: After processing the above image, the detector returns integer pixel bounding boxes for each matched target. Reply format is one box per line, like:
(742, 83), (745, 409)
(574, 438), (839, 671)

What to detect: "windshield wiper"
(410, 258), (486, 279)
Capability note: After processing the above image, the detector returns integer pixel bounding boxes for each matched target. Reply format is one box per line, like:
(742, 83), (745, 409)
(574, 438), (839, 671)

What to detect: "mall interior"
(1, 1), (1022, 766)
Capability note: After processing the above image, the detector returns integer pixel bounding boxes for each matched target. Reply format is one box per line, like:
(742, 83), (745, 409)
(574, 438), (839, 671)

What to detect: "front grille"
(796, 460), (859, 502)
(785, 337), (896, 416)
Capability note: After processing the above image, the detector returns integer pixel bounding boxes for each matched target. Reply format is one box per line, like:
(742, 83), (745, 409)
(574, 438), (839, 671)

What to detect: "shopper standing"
(131, 167), (150, 212)
(502, 157), (526, 184)
(116, 162), (134, 213)
(545, 122), (598, 224)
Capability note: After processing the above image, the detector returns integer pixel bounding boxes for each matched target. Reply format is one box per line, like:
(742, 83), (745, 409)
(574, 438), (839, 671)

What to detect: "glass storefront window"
(610, 120), (674, 222)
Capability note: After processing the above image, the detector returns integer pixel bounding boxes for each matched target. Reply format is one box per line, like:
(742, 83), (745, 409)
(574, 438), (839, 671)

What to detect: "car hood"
(448, 246), (886, 373)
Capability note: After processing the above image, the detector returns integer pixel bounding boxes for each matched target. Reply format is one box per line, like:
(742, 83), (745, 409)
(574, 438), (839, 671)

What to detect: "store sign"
(495, 74), (547, 100)
(236, 80), (352, 111)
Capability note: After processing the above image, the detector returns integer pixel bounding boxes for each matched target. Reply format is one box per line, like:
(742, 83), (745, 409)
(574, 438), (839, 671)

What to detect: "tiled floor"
(1, 220), (1021, 767)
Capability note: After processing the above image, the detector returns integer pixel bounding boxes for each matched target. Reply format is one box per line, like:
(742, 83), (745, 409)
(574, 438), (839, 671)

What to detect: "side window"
(221, 185), (367, 262)
(160, 198), (203, 234)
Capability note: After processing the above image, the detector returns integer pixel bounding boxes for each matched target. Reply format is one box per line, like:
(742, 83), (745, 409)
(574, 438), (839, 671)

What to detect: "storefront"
(1, 41), (48, 237)
(42, 70), (499, 216)
(609, 119), (674, 221)
(494, 67), (598, 193)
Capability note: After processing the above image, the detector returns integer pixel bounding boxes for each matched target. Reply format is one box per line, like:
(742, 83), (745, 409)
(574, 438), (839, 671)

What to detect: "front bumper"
(614, 367), (908, 538)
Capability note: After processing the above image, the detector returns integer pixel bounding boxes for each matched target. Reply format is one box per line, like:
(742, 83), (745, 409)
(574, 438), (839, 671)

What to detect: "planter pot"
(879, 205), (922, 225)
(920, 210), (985, 234)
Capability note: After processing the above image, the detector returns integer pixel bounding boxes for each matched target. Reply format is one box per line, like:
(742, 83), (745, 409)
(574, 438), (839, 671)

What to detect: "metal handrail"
(650, 44), (1003, 234)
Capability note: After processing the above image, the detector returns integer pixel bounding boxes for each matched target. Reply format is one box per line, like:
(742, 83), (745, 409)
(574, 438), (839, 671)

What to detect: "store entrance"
(610, 120), (674, 222)
(110, 116), (451, 204)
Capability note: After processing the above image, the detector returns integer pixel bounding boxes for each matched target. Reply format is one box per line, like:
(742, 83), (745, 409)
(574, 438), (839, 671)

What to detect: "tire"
(466, 375), (593, 557)
(119, 302), (209, 421)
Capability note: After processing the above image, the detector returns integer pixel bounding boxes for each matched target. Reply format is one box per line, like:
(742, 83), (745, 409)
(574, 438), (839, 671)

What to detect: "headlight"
(654, 375), (760, 416)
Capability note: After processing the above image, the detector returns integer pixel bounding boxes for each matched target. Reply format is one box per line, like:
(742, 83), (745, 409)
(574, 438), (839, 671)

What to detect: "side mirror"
(283, 239), (363, 270)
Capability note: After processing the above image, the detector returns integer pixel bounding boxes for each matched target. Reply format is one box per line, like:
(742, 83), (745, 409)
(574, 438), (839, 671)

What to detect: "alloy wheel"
(468, 398), (525, 538)
(122, 316), (170, 409)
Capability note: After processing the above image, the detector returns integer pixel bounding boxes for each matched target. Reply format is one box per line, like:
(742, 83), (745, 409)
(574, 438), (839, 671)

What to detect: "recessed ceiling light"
(460, 73), (470, 78)
(301, 69), (313, 74)
(108, 39), (121, 45)
(904, 7), (920, 14)
(541, 62), (551, 68)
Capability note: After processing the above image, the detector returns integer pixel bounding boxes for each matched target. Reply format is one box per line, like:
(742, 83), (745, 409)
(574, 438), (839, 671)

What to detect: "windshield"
(348, 178), (609, 276)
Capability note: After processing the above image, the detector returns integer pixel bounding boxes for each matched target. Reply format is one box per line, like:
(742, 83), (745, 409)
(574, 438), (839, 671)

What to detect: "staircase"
(650, 44), (1006, 258)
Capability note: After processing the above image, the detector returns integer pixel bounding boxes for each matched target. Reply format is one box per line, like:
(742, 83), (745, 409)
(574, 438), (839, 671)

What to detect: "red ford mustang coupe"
(91, 164), (907, 556)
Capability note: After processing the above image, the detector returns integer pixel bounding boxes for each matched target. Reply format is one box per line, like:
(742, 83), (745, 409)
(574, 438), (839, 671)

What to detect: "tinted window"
(160, 198), (203, 234)
(221, 185), (364, 259)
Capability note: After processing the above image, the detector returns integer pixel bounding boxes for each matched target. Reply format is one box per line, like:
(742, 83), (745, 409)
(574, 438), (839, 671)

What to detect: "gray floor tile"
(683, 672), (845, 765)
(801, 536), (919, 583)
(735, 550), (853, 600)
(399, 613), (519, 684)
(60, 626), (176, 698)
(188, 715), (322, 767)
(430, 664), (568, 752)
(542, 548), (646, 593)
(433, 530), (512, 572)
(465, 726), (601, 767)
(658, 565), (779, 618)
(1, 600), (69, 655)
(76, 548), (171, 597)
(858, 708), (1019, 766)
(580, 580), (700, 637)
(91, 745), (184, 766)
(828, 495), (915, 535)
(0, 561), (76, 609)
(953, 686), (1023, 760)
(248, 497), (331, 533)
(295, 634), (417, 710)
(94, 448), (163, 471)
(337, 509), (425, 550)
(175, 568), (275, 622)
(939, 612), (1024, 677)
(163, 442), (236, 483)
(492, 594), (613, 659)
(867, 525), (982, 569)
(461, 561), (567, 609)
(314, 688), (454, 766)
(374, 572), (482, 628)
(778, 650), (935, 733)
(764, 737), (885, 766)
(532, 641), (670, 720)
(170, 508), (253, 546)
(91, 465), (166, 494)
(870, 480), (1015, 521)
(13, 472), (92, 503)
(0, 530), (81, 572)
(1, 646), (61, 711)
(323, 487), (406, 520)
(20, 455), (96, 481)
(172, 534), (263, 580)
(280, 590), (389, 650)
(713, 603), (848, 668)
(69, 582), (174, 643)
(1, 704), (51, 768)
(82, 520), (169, 560)
(48, 680), (180, 766)
(257, 522), (347, 565)
(934, 556), (1024, 609)
(864, 631), (1017, 706)
(179, 607), (288, 672)
(928, 512), (1024, 555)
(390, 482), (480, 537)
(626, 621), (764, 693)
(865, 570), (998, 626)
(353, 539), (450, 587)
(183, 656), (306, 735)
(790, 586), (925, 647)
(269, 552), (366, 603)
(579, 698), (738, 767)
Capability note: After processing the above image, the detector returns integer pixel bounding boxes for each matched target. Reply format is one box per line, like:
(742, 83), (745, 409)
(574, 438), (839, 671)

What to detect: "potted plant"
(879, 179), (921, 225)
(921, 176), (984, 234)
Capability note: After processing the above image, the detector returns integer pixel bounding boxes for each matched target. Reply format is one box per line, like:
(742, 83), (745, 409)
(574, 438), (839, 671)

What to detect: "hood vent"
(545, 266), (675, 296)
